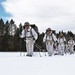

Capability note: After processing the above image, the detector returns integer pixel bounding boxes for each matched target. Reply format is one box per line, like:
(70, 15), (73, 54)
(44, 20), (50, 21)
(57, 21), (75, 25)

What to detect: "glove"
(64, 41), (66, 44)
(57, 43), (59, 46)
(53, 44), (56, 49)
(33, 38), (35, 40)
(56, 40), (58, 43)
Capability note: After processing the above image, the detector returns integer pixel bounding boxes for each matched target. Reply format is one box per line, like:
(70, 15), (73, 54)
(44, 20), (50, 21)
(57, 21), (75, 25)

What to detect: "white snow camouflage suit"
(68, 39), (74, 54)
(20, 26), (38, 56)
(43, 32), (57, 56)
(58, 37), (66, 55)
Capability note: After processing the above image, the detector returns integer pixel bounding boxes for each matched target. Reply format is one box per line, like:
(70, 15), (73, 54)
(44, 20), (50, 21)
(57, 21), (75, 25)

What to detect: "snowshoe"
(29, 55), (32, 57)
(26, 54), (32, 57)
(49, 54), (52, 56)
(54, 53), (58, 55)
(26, 54), (29, 56)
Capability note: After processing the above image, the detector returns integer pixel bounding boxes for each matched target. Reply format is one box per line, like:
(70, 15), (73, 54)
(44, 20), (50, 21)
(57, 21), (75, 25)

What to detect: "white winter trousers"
(46, 42), (53, 56)
(26, 38), (35, 55)
(68, 45), (74, 54)
(58, 44), (65, 55)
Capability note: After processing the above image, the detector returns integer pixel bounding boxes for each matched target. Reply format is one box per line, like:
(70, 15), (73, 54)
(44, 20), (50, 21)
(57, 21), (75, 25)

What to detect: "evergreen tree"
(0, 18), (4, 36)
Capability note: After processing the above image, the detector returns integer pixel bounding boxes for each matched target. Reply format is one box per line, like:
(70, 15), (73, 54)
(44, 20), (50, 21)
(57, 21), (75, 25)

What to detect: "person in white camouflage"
(68, 37), (75, 54)
(20, 22), (38, 57)
(58, 33), (66, 55)
(43, 28), (57, 56)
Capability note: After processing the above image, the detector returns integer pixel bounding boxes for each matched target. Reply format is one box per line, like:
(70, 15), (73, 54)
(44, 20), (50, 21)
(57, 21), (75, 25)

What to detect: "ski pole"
(34, 44), (42, 57)
(20, 40), (22, 56)
(35, 43), (47, 56)
(35, 43), (42, 49)
(42, 49), (47, 56)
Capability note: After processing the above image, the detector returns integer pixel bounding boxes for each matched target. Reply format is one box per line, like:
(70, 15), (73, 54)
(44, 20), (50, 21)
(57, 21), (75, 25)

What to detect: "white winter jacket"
(43, 33), (57, 43)
(20, 26), (38, 40)
(58, 37), (66, 44)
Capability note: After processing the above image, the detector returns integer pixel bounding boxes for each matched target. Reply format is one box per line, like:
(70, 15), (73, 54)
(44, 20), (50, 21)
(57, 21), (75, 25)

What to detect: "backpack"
(30, 24), (39, 34)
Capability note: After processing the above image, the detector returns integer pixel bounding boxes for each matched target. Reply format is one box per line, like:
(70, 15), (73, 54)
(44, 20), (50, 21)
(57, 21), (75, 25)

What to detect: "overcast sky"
(1, 0), (75, 33)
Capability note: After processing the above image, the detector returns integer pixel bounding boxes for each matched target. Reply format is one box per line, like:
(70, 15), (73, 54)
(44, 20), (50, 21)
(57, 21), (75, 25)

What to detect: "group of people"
(20, 22), (75, 57)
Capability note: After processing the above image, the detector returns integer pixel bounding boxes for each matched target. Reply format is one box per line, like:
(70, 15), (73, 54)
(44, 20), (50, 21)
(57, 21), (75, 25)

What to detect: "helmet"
(46, 28), (51, 32)
(24, 22), (30, 26)
(60, 33), (63, 37)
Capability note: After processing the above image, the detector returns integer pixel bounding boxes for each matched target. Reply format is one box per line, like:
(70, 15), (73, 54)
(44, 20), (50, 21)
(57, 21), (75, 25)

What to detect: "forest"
(0, 18), (75, 52)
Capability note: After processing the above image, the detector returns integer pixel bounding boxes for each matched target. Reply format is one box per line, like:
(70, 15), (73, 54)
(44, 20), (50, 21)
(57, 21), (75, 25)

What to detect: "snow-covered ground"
(0, 52), (75, 75)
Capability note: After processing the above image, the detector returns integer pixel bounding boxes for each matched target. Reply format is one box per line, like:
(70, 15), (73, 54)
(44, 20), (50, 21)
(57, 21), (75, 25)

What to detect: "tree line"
(0, 18), (75, 52)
